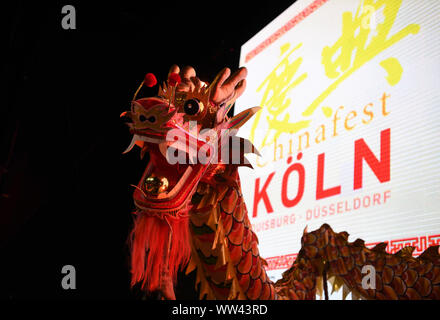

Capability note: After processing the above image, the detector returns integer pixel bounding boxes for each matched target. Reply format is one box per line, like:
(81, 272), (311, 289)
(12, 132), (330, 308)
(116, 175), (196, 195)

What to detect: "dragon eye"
(148, 116), (156, 123)
(139, 115), (147, 122)
(183, 99), (202, 116)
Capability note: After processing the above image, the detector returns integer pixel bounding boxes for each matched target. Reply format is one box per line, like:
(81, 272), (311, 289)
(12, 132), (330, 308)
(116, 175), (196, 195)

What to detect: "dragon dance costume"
(121, 67), (440, 300)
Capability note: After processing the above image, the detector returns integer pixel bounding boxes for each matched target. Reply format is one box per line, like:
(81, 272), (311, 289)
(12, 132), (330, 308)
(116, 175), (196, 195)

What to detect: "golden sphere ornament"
(144, 175), (169, 195)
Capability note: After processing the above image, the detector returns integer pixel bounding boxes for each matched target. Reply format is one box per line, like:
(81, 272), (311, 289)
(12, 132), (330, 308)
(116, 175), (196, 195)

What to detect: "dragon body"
(122, 67), (440, 300)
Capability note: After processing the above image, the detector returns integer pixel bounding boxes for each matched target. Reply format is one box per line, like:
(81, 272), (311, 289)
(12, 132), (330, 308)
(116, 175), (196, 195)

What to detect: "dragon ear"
(225, 107), (261, 130)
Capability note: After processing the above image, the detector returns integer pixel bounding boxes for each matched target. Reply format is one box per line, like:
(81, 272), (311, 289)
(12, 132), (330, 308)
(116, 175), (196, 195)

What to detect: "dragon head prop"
(121, 67), (260, 296)
(121, 69), (260, 217)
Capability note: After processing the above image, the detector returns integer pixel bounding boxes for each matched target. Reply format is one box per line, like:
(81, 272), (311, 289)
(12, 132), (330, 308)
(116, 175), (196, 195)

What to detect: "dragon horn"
(226, 107), (261, 130)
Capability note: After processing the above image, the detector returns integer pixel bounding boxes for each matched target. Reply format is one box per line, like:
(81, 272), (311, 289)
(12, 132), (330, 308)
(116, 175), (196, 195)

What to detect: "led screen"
(234, 0), (440, 299)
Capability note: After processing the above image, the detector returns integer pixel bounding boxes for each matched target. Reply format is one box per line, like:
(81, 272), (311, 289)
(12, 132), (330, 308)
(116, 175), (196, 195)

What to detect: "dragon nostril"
(139, 114), (156, 123)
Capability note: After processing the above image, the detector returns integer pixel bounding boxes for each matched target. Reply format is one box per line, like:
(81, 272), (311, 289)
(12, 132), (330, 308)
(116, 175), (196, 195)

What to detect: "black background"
(0, 0), (296, 299)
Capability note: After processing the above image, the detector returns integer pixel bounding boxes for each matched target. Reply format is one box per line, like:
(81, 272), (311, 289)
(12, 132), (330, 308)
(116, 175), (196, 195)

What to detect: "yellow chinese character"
(250, 43), (308, 149)
(303, 0), (420, 117)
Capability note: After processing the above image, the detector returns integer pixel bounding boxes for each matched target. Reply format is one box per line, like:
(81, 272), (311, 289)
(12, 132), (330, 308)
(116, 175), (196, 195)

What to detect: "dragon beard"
(129, 211), (191, 294)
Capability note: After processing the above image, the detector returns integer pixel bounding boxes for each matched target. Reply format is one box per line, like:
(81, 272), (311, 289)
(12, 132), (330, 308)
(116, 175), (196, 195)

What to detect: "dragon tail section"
(294, 223), (440, 300)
